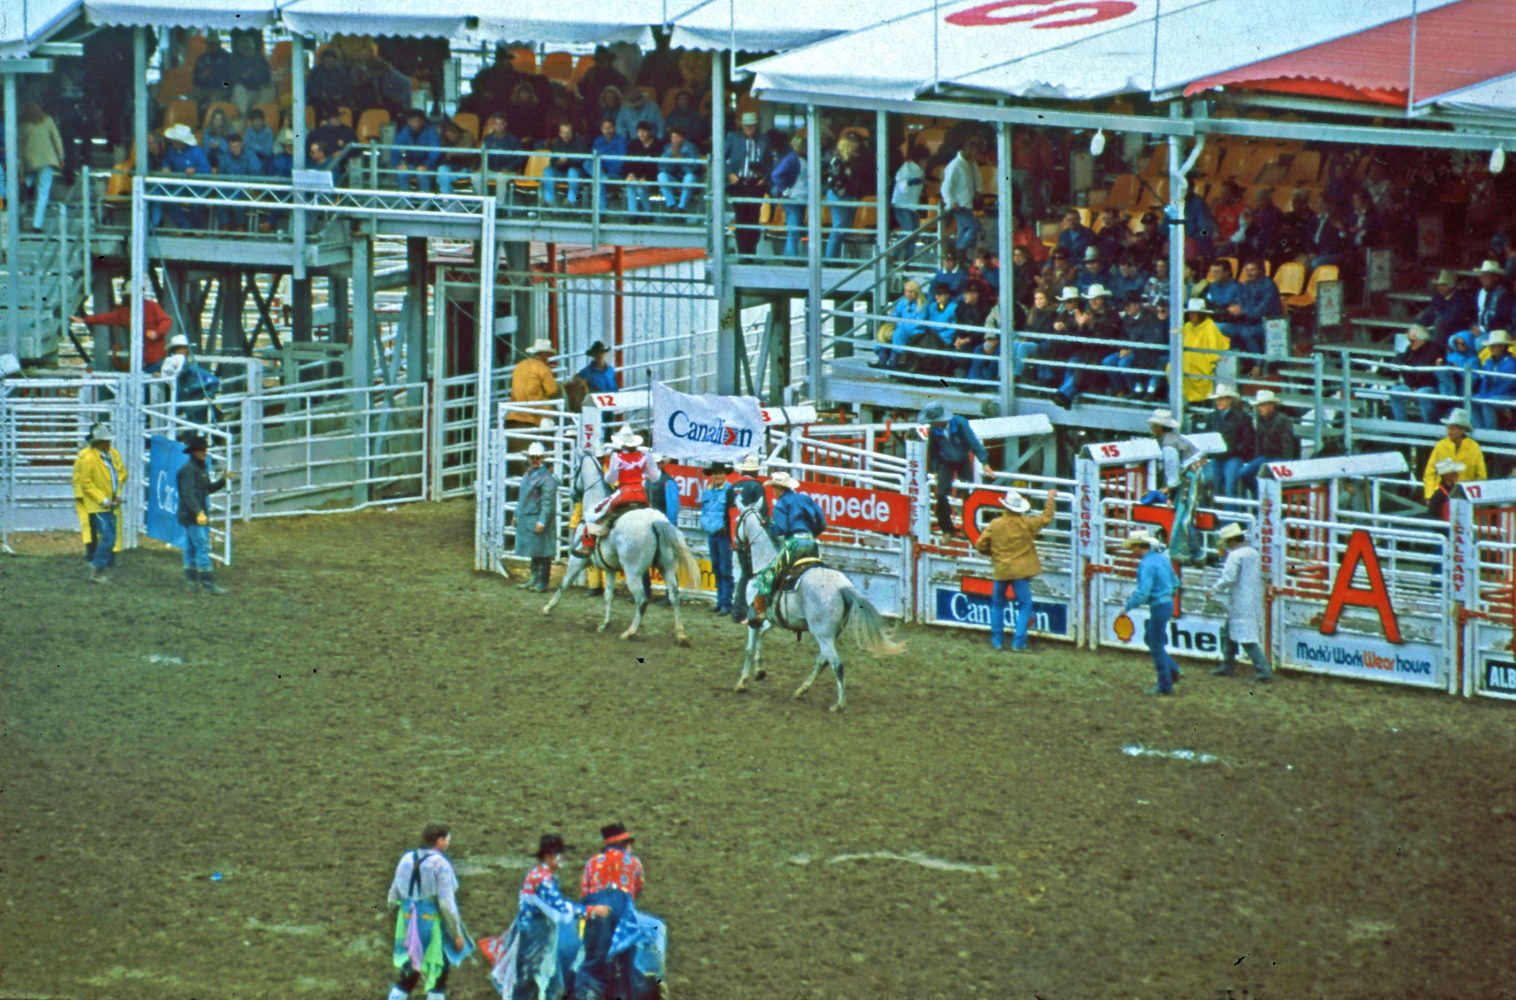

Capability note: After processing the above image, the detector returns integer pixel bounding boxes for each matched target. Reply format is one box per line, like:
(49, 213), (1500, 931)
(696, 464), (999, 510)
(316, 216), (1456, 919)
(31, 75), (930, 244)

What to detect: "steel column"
(3, 74), (19, 358)
(351, 237), (373, 388)
(133, 28), (147, 178)
(291, 34), (308, 281)
(805, 104), (823, 402)
(996, 116), (1015, 416)
(1166, 105), (1186, 425)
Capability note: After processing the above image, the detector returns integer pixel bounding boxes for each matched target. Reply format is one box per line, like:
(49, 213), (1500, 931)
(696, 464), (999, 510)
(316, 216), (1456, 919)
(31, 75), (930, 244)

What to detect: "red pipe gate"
(1452, 478), (1516, 701)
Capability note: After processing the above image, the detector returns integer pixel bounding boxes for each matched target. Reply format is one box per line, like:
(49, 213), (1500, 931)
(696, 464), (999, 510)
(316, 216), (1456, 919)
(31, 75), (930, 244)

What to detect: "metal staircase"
(2, 186), (91, 363)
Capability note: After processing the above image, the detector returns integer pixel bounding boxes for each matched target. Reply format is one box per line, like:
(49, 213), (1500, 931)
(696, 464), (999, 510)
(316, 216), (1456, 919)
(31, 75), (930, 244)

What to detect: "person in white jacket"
(891, 143), (927, 252)
(940, 137), (983, 252)
(1211, 522), (1273, 683)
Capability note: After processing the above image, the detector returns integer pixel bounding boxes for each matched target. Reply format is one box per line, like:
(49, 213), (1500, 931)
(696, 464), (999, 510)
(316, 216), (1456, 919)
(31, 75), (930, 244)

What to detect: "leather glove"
(196, 512), (209, 526)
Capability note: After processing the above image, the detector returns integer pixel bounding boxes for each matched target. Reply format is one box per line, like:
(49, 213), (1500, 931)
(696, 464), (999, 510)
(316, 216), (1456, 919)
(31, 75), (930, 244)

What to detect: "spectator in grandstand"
(1205, 384), (1255, 499)
(1220, 259), (1283, 367)
(1176, 298), (1230, 404)
(356, 59), (416, 120)
(1018, 287), (1058, 375)
(892, 143), (928, 250)
(1116, 293), (1165, 399)
(17, 101), (63, 232)
(1425, 459), (1464, 521)
(508, 338), (560, 431)
(267, 129), (295, 180)
(975, 489), (1058, 652)
(1210, 522), (1272, 683)
(1201, 259), (1240, 317)
(1236, 188), (1287, 265)
(199, 105), (236, 170)
(1056, 208), (1095, 262)
(1184, 173), (1218, 262)
(72, 422), (127, 583)
(965, 331), (1001, 386)
(1279, 189), (1318, 261)
(385, 823), (471, 1000)
(1389, 325), (1446, 424)
(769, 132), (807, 259)
(1105, 252), (1148, 305)
(1237, 389), (1298, 496)
(1142, 255), (1173, 307)
(1212, 181), (1246, 245)
(1417, 269), (1474, 344)
(310, 106), (358, 158)
(242, 107), (274, 165)
(1442, 332), (1482, 401)
(956, 279), (989, 331)
(1308, 209), (1352, 271)
(941, 137), (983, 253)
(191, 34), (233, 112)
(226, 34), (273, 118)
(214, 133), (264, 229)
(1474, 260), (1513, 335)
(1011, 212), (1046, 265)
(823, 132), (871, 260)
(304, 140), (342, 185)
(724, 111), (772, 256)
(306, 48), (354, 116)
(73, 292), (173, 373)
(1422, 408), (1487, 501)
(1093, 207), (1126, 261)
(1473, 330), (1516, 431)
(542, 119), (589, 207)
(156, 124), (211, 228)
(664, 89), (705, 146)
(876, 279), (929, 369)
(573, 341), (619, 394)
(700, 463), (735, 615)
(614, 85), (662, 141)
(479, 112), (526, 176)
(590, 117), (628, 210)
(1066, 283), (1122, 400)
(921, 283), (960, 371)
(948, 282), (989, 378)
(391, 109), (441, 192)
(1122, 530), (1182, 696)
(1321, 155), (1362, 216)
(580, 47), (629, 116)
(1039, 246), (1078, 298)
(932, 251), (968, 300)
(1043, 286), (1084, 396)
(1347, 189), (1381, 249)
(921, 401), (994, 538)
(506, 82), (547, 144)
(513, 442), (559, 592)
(176, 434), (233, 595)
(1074, 246), (1109, 296)
(658, 125), (702, 216)
(622, 121), (661, 220)
(1006, 246), (1036, 322)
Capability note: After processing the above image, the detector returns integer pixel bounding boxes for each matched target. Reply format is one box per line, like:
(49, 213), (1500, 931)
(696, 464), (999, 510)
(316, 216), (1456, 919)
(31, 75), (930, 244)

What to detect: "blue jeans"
(625, 179), (652, 214)
(576, 888), (633, 1000)
(1222, 627), (1271, 677)
(892, 205), (922, 259)
(949, 205), (982, 251)
(436, 163), (473, 192)
(597, 172), (626, 210)
(87, 511), (117, 570)
(27, 165), (55, 230)
(991, 578), (1034, 650)
(1218, 321), (1264, 357)
(1011, 340), (1038, 377)
(783, 199), (805, 259)
(708, 530), (734, 609)
(183, 522), (213, 571)
(1389, 385), (1440, 424)
(1100, 351), (1139, 393)
(395, 163), (436, 192)
(824, 190), (854, 260)
(541, 165), (584, 205)
(1144, 600), (1180, 693)
(1474, 398), (1510, 431)
(1211, 456), (1245, 499)
(1236, 455), (1281, 497)
(658, 168), (698, 211)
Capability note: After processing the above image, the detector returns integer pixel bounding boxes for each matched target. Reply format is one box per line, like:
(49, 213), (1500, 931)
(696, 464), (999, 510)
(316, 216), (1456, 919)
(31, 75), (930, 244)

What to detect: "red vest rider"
(577, 428), (656, 552)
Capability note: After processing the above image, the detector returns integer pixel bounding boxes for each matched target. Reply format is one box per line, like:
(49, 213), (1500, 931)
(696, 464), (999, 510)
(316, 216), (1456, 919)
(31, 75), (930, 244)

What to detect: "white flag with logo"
(651, 381), (764, 462)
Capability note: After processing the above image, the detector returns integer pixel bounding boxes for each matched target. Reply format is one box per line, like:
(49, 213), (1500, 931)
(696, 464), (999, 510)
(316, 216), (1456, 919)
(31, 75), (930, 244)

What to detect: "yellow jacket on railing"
(72, 444), (128, 548)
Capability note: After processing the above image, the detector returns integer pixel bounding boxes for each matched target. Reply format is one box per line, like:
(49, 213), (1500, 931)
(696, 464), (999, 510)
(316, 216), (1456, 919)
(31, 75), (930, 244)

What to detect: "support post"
(404, 236), (427, 404)
(290, 277), (312, 342)
(291, 34), (308, 281)
(1166, 105), (1187, 426)
(133, 28), (148, 178)
(3, 73), (19, 358)
(874, 108), (889, 261)
(805, 104), (823, 403)
(474, 206), (498, 503)
(996, 115), (1015, 416)
(90, 271), (115, 369)
(709, 51), (727, 275)
(351, 237), (374, 388)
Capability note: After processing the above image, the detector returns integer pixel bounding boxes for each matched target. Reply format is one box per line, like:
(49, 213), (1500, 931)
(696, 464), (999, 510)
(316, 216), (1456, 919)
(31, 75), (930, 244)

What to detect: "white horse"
(542, 449), (699, 646)
(732, 500), (905, 711)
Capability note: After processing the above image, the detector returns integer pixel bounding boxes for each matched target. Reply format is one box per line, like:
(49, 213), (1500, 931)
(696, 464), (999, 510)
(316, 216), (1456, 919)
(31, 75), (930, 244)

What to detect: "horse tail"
(653, 518), (701, 588)
(841, 588), (906, 657)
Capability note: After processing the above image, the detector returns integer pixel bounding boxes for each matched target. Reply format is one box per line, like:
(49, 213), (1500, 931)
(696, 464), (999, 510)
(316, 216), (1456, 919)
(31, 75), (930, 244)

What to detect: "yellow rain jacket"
(1173, 318), (1231, 402)
(72, 444), (128, 549)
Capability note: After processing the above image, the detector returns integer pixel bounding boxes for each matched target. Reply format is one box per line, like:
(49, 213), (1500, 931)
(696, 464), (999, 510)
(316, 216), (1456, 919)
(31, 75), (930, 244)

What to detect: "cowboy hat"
(613, 430), (644, 449)
(1253, 388), (1279, 405)
(1217, 522), (1246, 543)
(1434, 458), (1465, 476)
(1486, 329), (1512, 346)
(600, 822), (634, 845)
(1057, 287), (1082, 303)
(1478, 260), (1504, 275)
(1405, 324), (1431, 342)
(526, 441), (547, 457)
(1146, 408), (1178, 429)
(277, 128), (296, 146)
(1001, 491), (1031, 514)
(1085, 283), (1111, 299)
(527, 337), (555, 355)
(1208, 384), (1239, 400)
(739, 112), (758, 126)
(163, 123), (197, 145)
(1083, 246), (1103, 262)
(534, 833), (571, 859)
(1121, 530), (1158, 548)
(1444, 408), (1473, 429)
(768, 470), (800, 490)
(88, 422), (115, 443)
(736, 454), (761, 473)
(167, 333), (190, 350)
(586, 340), (610, 356)
(1434, 269), (1458, 285)
(919, 401), (950, 423)
(1184, 297), (1211, 314)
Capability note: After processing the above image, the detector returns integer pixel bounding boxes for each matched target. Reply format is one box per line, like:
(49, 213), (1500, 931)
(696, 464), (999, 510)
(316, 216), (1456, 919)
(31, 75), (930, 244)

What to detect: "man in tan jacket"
(973, 488), (1057, 652)
(508, 338), (560, 435)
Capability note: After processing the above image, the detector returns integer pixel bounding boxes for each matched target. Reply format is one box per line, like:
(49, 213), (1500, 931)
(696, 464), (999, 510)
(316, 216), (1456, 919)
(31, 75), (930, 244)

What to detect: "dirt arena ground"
(2, 500), (1514, 1000)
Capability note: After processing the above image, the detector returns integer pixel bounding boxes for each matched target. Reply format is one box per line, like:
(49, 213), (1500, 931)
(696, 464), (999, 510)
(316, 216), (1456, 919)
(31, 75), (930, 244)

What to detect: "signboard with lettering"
(1281, 630), (1446, 690)
(1096, 603), (1225, 660)
(1484, 660), (1516, 698)
(932, 588), (1069, 637)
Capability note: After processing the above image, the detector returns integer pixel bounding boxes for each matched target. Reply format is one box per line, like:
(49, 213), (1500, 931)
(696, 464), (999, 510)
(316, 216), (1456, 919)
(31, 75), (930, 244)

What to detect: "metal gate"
(1260, 454), (1455, 692)
(477, 400), (572, 573)
(1453, 479), (1516, 700)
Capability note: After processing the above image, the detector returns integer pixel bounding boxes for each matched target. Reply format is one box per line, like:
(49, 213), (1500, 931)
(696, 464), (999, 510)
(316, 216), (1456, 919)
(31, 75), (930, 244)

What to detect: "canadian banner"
(651, 382), (764, 462)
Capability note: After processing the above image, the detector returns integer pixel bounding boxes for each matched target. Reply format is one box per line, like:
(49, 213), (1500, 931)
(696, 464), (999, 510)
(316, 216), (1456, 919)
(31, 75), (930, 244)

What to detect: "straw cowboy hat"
(1217, 522), (1247, 543)
(1434, 458), (1466, 476)
(736, 454), (761, 473)
(527, 337), (555, 355)
(1486, 329), (1512, 346)
(1085, 283), (1111, 299)
(1083, 246), (1103, 262)
(525, 442), (547, 457)
(1121, 530), (1159, 549)
(1208, 384), (1239, 400)
(919, 401), (950, 423)
(1434, 269), (1458, 286)
(1254, 388), (1279, 405)
(612, 428), (644, 449)
(277, 128), (296, 146)
(1406, 324), (1431, 342)
(1184, 297), (1211, 314)
(1057, 287), (1082, 303)
(1146, 408), (1179, 429)
(1000, 491), (1031, 514)
(1478, 260), (1504, 275)
(89, 422), (115, 443)
(163, 123), (197, 145)
(1444, 408), (1473, 429)
(739, 112), (759, 126)
(768, 470), (800, 490)
(167, 333), (190, 350)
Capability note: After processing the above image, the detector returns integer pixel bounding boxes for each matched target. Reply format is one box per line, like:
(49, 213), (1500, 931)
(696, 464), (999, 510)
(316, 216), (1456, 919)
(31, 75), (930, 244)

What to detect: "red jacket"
(82, 301), (173, 367)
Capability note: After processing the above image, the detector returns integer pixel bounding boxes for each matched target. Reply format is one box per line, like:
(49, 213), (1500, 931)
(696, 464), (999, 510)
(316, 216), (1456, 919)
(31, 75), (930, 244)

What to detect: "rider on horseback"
(749, 470), (827, 625)
(574, 427), (656, 556)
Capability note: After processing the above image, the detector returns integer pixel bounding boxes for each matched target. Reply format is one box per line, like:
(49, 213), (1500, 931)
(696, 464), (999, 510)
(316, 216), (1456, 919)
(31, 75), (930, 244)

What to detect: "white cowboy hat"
(1083, 246), (1103, 262)
(739, 111), (759, 126)
(736, 454), (761, 473)
(525, 442), (547, 457)
(1478, 259), (1504, 275)
(1405, 324), (1431, 342)
(1486, 329), (1512, 346)
(1057, 287), (1082, 303)
(1184, 297), (1211, 314)
(1208, 384), (1239, 400)
(167, 333), (190, 350)
(527, 337), (555, 355)
(1434, 269), (1458, 285)
(89, 422), (116, 442)
(1253, 388), (1279, 405)
(163, 123), (198, 145)
(1085, 283), (1111, 299)
(612, 430), (644, 449)
(1146, 408), (1179, 429)
(1000, 491), (1031, 514)
(1444, 408), (1473, 429)
(768, 470), (799, 490)
(1217, 522), (1246, 543)
(1121, 530), (1158, 548)
(1434, 458), (1465, 476)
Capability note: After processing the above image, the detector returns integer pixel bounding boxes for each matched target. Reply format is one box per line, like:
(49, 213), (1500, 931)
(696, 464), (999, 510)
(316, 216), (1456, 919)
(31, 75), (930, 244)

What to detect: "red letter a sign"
(1319, 529), (1402, 643)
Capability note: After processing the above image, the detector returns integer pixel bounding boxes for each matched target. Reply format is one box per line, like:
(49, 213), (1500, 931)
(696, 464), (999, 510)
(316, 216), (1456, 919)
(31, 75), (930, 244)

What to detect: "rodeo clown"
(573, 426), (657, 556)
(384, 823), (473, 1000)
(748, 470), (827, 626)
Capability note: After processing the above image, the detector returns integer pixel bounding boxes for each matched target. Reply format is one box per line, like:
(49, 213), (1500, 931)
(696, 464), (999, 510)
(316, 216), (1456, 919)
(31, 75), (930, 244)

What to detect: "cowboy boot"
(183, 568), (199, 593)
(198, 571), (229, 596)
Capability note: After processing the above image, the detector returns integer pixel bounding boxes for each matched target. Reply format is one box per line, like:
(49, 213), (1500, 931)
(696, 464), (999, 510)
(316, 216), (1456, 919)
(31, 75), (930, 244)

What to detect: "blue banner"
(933, 588), (1069, 636)
(147, 435), (188, 549)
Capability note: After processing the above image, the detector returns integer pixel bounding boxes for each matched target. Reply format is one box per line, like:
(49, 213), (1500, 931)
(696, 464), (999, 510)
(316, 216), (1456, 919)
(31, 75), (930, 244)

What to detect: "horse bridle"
(733, 506), (772, 555)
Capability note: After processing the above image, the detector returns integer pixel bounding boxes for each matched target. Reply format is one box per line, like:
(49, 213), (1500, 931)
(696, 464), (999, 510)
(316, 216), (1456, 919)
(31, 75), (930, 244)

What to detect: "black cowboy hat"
(704, 461), (731, 475)
(600, 822), (634, 846)
(182, 434), (209, 454)
(535, 833), (571, 859)
(586, 341), (610, 356)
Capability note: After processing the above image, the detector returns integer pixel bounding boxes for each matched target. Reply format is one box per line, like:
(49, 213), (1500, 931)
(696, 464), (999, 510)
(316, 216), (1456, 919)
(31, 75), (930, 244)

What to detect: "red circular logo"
(946, 0), (1138, 29)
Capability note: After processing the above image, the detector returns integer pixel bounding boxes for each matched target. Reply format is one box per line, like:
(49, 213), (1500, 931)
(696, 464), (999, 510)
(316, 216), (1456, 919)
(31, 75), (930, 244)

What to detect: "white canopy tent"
(0, 0), (86, 58)
(280, 0), (673, 46)
(668, 0), (928, 54)
(1434, 75), (1516, 127)
(749, 0), (1463, 104)
(88, 0), (279, 31)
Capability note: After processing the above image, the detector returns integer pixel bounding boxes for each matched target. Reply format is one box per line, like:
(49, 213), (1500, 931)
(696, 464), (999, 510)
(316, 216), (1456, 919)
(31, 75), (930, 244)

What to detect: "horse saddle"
(603, 501), (648, 533)
(775, 557), (824, 596)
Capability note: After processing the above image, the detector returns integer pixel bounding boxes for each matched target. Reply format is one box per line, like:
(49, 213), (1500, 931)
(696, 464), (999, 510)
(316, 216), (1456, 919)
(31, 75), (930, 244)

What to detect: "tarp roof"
(1184, 0), (1516, 108)
(1436, 75), (1516, 123)
(749, 0), (1465, 104)
(0, 0), (84, 58)
(88, 0), (280, 32)
(280, 0), (669, 45)
(668, 0), (928, 54)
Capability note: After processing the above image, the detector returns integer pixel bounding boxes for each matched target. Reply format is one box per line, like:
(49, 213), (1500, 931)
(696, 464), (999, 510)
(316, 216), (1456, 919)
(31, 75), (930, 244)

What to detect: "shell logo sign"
(946, 0), (1138, 29)
(1112, 611), (1136, 643)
